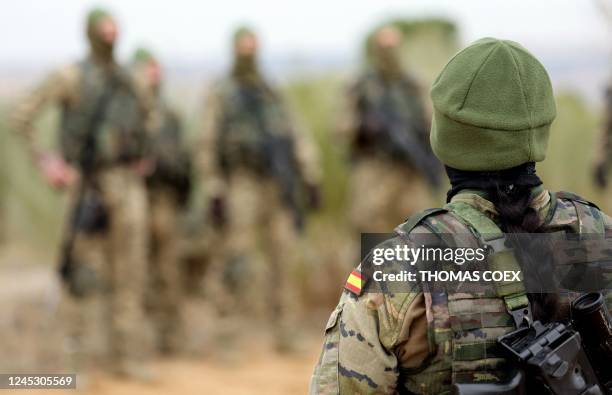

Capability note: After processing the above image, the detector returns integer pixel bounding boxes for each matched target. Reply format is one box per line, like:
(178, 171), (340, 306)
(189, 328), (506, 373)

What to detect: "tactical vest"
(354, 71), (429, 155)
(216, 79), (292, 172)
(394, 191), (605, 395)
(59, 59), (146, 169)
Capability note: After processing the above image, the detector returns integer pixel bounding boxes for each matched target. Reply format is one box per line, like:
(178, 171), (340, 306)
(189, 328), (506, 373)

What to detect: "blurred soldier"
(198, 27), (320, 349)
(11, 9), (151, 378)
(131, 48), (191, 356)
(341, 24), (440, 234)
(594, 83), (612, 195)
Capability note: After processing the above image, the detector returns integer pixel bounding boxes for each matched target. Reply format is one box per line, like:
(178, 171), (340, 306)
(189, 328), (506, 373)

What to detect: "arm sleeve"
(595, 85), (612, 168)
(10, 65), (77, 159)
(334, 82), (360, 148)
(310, 289), (426, 395)
(292, 120), (321, 186)
(196, 87), (227, 198)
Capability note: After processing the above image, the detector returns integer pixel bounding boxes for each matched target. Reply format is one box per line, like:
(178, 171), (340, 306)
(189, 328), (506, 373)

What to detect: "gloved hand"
(209, 196), (227, 229)
(594, 163), (608, 189)
(306, 183), (321, 210)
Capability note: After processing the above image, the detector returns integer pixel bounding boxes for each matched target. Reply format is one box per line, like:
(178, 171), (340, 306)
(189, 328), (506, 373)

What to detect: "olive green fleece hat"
(430, 37), (556, 171)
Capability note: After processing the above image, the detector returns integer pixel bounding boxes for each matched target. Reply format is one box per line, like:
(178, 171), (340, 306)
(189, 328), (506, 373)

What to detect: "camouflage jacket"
(197, 77), (320, 197)
(310, 188), (612, 394)
(11, 57), (148, 169)
(144, 95), (191, 197)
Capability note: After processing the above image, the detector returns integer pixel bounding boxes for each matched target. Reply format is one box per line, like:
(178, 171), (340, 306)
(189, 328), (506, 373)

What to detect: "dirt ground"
(0, 244), (327, 395)
(24, 350), (319, 395)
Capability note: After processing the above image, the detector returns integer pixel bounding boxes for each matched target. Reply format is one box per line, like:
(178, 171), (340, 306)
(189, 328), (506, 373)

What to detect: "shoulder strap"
(555, 191), (605, 236)
(555, 191), (600, 209)
(395, 208), (448, 235)
(445, 201), (532, 327)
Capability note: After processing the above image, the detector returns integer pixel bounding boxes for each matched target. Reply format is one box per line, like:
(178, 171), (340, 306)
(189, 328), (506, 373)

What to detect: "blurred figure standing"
(11, 9), (151, 378)
(340, 25), (440, 234)
(131, 48), (192, 356)
(594, 84), (612, 196)
(198, 27), (320, 350)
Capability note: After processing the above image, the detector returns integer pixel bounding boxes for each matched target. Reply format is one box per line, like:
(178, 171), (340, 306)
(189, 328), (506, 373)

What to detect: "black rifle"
(357, 79), (443, 188)
(58, 72), (118, 297)
(453, 292), (612, 395)
(260, 134), (305, 231)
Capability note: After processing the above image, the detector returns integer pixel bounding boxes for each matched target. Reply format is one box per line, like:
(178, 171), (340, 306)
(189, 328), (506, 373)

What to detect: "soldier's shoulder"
(395, 207), (468, 236)
(548, 191), (608, 233)
(45, 62), (82, 86)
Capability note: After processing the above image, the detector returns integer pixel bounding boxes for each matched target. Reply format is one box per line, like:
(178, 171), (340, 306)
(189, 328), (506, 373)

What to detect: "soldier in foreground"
(311, 38), (612, 394)
(131, 48), (192, 356)
(198, 27), (320, 349)
(11, 9), (151, 378)
(340, 24), (440, 234)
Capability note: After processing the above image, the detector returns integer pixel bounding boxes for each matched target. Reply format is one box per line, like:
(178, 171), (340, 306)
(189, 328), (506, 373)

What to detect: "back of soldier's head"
(430, 37), (556, 172)
(131, 47), (162, 93)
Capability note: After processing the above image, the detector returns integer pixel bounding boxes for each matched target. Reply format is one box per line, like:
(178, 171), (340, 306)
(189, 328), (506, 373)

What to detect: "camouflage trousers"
(208, 169), (300, 341)
(146, 187), (183, 355)
(61, 167), (149, 374)
(350, 156), (432, 233)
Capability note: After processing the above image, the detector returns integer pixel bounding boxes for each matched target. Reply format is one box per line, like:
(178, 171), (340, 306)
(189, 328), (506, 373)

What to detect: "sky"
(0, 0), (610, 66)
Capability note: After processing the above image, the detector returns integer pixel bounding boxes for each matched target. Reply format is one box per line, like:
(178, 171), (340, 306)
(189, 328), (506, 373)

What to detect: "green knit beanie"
(233, 26), (255, 44)
(132, 47), (156, 65)
(430, 37), (556, 171)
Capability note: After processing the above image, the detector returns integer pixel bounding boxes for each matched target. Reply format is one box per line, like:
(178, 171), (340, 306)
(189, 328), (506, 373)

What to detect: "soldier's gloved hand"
(594, 163), (608, 189)
(306, 183), (321, 210)
(38, 152), (79, 190)
(209, 196), (227, 229)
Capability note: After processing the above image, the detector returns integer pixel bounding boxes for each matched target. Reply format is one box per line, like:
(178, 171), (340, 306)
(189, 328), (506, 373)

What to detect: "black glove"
(209, 196), (227, 229)
(306, 183), (321, 210)
(594, 163), (608, 189)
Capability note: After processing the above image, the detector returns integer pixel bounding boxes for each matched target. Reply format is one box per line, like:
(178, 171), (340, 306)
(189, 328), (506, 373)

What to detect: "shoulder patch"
(344, 269), (363, 295)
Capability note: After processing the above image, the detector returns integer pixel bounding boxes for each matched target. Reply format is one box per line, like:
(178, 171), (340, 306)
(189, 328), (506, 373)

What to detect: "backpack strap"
(445, 201), (532, 327)
(395, 208), (448, 235)
(555, 191), (605, 236)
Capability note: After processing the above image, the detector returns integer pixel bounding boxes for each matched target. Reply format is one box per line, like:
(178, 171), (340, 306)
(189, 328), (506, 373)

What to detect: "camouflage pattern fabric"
(12, 59), (147, 167)
(340, 70), (433, 233)
(11, 57), (151, 375)
(310, 188), (612, 394)
(197, 76), (319, 347)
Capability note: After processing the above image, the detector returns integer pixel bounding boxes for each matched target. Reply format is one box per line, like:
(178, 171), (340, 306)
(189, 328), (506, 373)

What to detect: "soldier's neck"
(88, 50), (115, 68)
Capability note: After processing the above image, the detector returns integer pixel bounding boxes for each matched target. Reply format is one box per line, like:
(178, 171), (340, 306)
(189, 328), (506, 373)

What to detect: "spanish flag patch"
(344, 269), (363, 295)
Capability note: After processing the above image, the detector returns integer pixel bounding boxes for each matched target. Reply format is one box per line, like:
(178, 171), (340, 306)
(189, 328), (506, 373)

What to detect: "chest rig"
(395, 192), (605, 394)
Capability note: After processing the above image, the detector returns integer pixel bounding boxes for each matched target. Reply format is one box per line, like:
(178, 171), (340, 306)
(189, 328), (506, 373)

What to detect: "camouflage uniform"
(131, 49), (192, 355)
(311, 189), (612, 394)
(341, 36), (435, 234)
(198, 29), (320, 344)
(312, 37), (610, 394)
(11, 10), (150, 376)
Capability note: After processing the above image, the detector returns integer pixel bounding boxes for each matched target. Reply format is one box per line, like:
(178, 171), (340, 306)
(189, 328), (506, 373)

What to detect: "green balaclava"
(370, 26), (403, 80)
(231, 26), (260, 84)
(131, 47), (160, 97)
(86, 8), (115, 63)
(430, 37), (556, 171)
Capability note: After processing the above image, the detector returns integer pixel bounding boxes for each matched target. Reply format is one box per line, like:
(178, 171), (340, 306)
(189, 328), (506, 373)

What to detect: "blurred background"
(0, 0), (611, 393)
